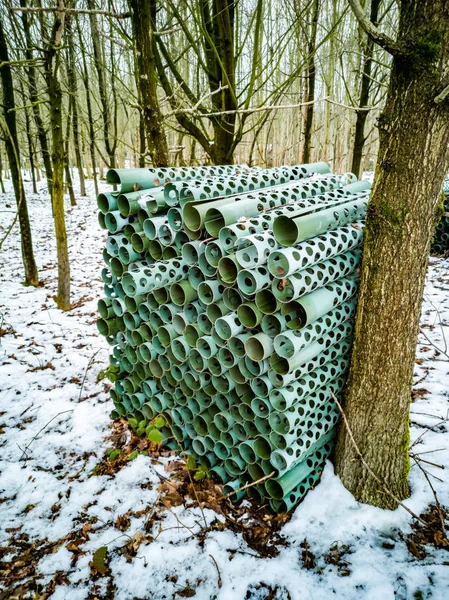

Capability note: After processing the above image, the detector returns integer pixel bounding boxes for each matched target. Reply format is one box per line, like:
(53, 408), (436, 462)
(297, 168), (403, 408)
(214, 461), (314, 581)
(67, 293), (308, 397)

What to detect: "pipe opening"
(182, 204), (202, 231)
(254, 437), (272, 459)
(204, 208), (225, 237)
(255, 290), (278, 314)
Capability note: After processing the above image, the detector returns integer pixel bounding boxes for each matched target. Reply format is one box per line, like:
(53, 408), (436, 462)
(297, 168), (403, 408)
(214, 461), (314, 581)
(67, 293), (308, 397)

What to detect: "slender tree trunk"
(66, 14), (86, 196)
(175, 132), (185, 166)
(0, 152), (5, 194)
(20, 0), (53, 194)
(138, 114), (146, 167)
(65, 103), (76, 207)
(336, 0), (449, 509)
(350, 0), (381, 178)
(24, 106), (38, 194)
(78, 19), (98, 196)
(302, 0), (320, 164)
(128, 0), (169, 167)
(206, 0), (237, 164)
(323, 0), (338, 164)
(65, 163), (76, 207)
(0, 16), (38, 286)
(87, 0), (117, 170)
(45, 2), (71, 310)
(84, 151), (92, 178)
(189, 140), (196, 165)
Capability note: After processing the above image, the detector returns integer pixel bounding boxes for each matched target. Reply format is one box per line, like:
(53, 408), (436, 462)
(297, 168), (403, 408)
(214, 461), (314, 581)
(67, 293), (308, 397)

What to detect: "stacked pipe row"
(431, 177), (449, 254)
(97, 163), (371, 512)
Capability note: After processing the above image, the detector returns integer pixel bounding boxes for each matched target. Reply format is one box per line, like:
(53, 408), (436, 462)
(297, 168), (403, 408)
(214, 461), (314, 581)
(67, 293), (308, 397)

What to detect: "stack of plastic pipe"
(431, 177), (449, 254)
(97, 163), (371, 512)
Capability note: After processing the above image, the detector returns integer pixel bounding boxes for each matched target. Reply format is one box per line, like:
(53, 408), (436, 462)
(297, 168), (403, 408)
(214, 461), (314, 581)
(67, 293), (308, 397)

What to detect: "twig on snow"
(78, 348), (104, 402)
(19, 409), (74, 462)
(411, 456), (447, 538)
(409, 418), (449, 450)
(330, 390), (427, 525)
(209, 554), (222, 589)
(419, 327), (449, 361)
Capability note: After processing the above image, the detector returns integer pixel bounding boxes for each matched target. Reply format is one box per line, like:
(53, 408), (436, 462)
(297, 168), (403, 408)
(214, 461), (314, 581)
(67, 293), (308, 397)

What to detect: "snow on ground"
(0, 175), (448, 600)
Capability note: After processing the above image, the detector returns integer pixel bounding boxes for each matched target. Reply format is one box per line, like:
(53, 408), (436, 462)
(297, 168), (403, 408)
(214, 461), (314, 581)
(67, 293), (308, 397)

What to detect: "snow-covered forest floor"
(1, 176), (449, 600)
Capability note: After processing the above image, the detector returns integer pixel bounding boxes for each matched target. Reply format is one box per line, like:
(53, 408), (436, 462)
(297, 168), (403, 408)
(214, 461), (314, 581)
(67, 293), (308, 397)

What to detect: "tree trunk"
(65, 163), (76, 207)
(24, 105), (38, 194)
(153, 0), (238, 164)
(302, 0), (320, 164)
(0, 16), (38, 287)
(129, 0), (169, 167)
(66, 14), (86, 196)
(335, 0), (449, 509)
(175, 132), (185, 166)
(205, 0), (237, 164)
(350, 0), (381, 178)
(20, 0), (53, 194)
(0, 152), (5, 194)
(78, 19), (98, 196)
(138, 113), (146, 167)
(65, 104), (76, 207)
(87, 0), (117, 170)
(45, 2), (71, 310)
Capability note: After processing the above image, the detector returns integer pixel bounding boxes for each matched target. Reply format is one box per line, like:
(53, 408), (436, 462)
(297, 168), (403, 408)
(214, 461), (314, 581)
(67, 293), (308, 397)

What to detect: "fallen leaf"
(91, 546), (108, 576)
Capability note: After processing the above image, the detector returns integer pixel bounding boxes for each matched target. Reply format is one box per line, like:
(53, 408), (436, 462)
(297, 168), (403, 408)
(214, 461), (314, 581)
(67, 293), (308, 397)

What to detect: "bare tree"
(77, 18), (99, 195)
(128, 0), (169, 166)
(350, 0), (382, 177)
(19, 0), (53, 193)
(0, 15), (38, 286)
(86, 0), (118, 170)
(66, 12), (86, 196)
(43, 0), (71, 310)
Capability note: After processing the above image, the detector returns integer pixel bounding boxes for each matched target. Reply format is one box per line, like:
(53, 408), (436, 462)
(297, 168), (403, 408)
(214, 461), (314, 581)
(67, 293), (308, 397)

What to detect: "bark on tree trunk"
(0, 152), (5, 194)
(64, 94), (76, 207)
(302, 0), (319, 164)
(335, 0), (449, 509)
(0, 16), (38, 287)
(20, 0), (53, 195)
(129, 0), (169, 167)
(87, 0), (117, 171)
(65, 163), (76, 207)
(45, 2), (71, 311)
(153, 0), (238, 164)
(138, 114), (146, 168)
(206, 0), (237, 165)
(78, 19), (98, 196)
(350, 0), (380, 178)
(24, 105), (38, 195)
(66, 14), (86, 196)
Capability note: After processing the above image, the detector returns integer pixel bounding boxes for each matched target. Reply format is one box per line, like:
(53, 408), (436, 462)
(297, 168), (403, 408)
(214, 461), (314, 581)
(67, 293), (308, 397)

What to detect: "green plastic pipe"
(97, 191), (119, 214)
(280, 275), (358, 329)
(206, 301), (231, 323)
(269, 471), (321, 513)
(106, 168), (163, 193)
(217, 254), (242, 285)
(273, 195), (368, 246)
(169, 280), (197, 306)
(198, 281), (225, 305)
(237, 302), (263, 328)
(244, 332), (274, 361)
(204, 240), (226, 267)
(223, 287), (244, 311)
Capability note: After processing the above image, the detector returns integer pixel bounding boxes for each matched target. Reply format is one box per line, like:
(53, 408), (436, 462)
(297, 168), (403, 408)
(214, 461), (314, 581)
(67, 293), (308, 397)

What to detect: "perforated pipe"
(97, 163), (369, 514)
